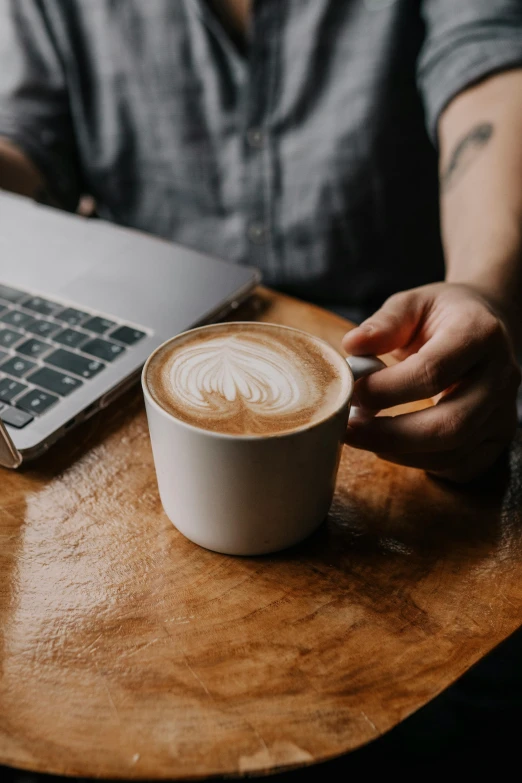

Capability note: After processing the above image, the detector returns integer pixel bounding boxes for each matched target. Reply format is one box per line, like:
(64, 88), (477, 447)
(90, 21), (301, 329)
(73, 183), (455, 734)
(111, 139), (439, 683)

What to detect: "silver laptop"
(0, 192), (260, 468)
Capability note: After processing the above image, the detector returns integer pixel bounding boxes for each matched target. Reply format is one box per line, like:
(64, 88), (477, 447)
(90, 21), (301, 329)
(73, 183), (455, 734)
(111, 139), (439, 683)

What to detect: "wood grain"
(1, 287), (521, 780)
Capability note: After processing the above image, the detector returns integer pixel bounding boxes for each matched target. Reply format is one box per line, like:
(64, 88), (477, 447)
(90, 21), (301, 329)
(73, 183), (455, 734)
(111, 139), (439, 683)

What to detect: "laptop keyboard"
(0, 283), (149, 431)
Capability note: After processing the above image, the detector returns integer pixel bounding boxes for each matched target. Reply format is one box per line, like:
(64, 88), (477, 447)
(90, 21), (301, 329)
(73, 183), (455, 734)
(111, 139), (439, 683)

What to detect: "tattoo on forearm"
(440, 122), (494, 193)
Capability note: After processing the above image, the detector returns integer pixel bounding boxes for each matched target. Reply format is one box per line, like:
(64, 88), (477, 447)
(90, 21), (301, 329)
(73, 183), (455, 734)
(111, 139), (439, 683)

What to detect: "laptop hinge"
(0, 420), (22, 469)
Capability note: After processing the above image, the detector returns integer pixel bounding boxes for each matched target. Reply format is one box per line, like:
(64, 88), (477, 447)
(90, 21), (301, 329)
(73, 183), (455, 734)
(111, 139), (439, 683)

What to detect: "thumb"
(341, 290), (424, 356)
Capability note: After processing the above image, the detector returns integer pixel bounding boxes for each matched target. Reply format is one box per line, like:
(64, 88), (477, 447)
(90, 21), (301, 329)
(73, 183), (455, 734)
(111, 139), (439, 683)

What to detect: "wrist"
(444, 225), (522, 346)
(445, 275), (521, 350)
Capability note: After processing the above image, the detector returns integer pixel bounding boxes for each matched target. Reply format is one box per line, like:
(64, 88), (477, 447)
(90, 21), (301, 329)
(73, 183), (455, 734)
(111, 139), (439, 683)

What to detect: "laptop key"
(24, 318), (62, 339)
(29, 367), (83, 397)
(1, 405), (33, 428)
(54, 307), (90, 326)
(0, 284), (26, 304)
(0, 356), (37, 377)
(54, 328), (89, 349)
(81, 338), (126, 363)
(0, 350), (7, 364)
(46, 348), (105, 379)
(0, 305), (7, 317)
(23, 296), (61, 316)
(0, 378), (28, 403)
(82, 316), (116, 334)
(17, 338), (52, 359)
(109, 325), (146, 345)
(0, 310), (34, 329)
(0, 328), (24, 348)
(17, 389), (59, 415)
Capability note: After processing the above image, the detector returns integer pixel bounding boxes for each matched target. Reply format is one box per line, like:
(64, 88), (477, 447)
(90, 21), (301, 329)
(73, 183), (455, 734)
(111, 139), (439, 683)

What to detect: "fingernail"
(346, 323), (374, 341)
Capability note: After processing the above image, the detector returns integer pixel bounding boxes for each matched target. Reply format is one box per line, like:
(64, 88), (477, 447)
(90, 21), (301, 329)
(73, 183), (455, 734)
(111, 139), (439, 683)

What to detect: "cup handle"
(345, 355), (387, 425)
(346, 354), (387, 381)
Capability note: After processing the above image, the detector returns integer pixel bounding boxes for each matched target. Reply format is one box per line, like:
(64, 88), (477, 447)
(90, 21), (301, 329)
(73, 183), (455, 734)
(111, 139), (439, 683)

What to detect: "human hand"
(341, 283), (521, 483)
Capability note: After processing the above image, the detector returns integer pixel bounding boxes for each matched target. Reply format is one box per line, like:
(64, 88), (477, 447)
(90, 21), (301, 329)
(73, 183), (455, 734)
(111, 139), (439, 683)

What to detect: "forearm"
(0, 136), (48, 200)
(438, 69), (522, 346)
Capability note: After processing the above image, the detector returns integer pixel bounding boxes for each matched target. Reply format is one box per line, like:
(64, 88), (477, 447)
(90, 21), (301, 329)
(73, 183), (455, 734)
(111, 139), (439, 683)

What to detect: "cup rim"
(141, 321), (354, 441)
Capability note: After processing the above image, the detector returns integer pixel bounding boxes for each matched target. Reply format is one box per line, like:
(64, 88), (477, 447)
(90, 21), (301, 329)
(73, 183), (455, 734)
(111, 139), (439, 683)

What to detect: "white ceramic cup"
(142, 322), (385, 556)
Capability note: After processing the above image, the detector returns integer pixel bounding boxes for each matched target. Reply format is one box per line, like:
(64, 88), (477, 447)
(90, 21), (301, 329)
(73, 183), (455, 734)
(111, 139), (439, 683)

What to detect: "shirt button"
(246, 128), (266, 149)
(247, 221), (269, 244)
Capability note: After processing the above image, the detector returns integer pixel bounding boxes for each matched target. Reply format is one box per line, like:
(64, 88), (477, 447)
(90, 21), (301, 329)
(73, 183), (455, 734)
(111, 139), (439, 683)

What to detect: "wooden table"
(1, 287), (521, 780)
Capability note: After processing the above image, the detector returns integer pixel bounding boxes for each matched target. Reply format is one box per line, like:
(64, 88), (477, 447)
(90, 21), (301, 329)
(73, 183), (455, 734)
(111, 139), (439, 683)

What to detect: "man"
(0, 0), (521, 483)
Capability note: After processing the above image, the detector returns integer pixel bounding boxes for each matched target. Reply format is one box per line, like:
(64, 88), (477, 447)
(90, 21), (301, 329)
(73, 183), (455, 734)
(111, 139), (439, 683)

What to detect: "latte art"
(170, 336), (307, 417)
(146, 323), (350, 436)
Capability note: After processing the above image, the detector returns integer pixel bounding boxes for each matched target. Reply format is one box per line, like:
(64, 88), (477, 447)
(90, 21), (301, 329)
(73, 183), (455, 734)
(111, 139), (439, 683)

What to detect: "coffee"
(145, 322), (350, 436)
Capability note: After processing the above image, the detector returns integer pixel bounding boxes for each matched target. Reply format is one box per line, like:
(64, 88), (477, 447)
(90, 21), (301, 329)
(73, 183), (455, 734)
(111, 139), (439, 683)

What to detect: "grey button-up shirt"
(1, 0), (522, 316)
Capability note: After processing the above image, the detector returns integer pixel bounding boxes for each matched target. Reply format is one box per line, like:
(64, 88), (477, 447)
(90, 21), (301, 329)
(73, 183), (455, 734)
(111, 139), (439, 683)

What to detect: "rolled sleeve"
(0, 0), (80, 209)
(418, 0), (522, 144)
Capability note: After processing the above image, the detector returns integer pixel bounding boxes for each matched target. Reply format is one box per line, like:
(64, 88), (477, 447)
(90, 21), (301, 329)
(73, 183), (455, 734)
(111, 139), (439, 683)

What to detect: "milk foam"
(146, 324), (348, 436)
(170, 335), (306, 417)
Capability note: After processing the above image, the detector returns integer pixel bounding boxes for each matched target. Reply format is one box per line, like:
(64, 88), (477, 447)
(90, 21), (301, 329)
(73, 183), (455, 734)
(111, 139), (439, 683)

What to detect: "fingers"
(346, 385), (518, 483)
(376, 401), (518, 482)
(350, 315), (514, 411)
(342, 284), (518, 411)
(341, 290), (424, 356)
(377, 438), (511, 484)
(354, 331), (510, 410)
(341, 282), (520, 483)
(345, 362), (518, 454)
